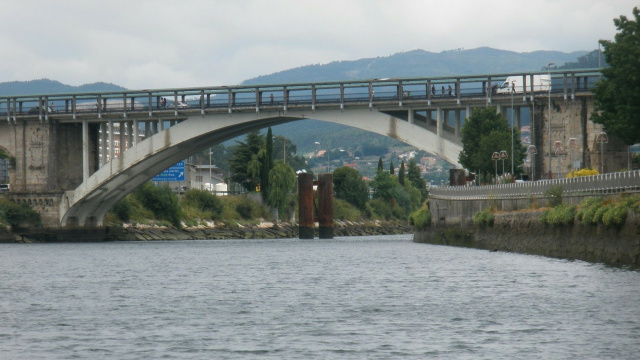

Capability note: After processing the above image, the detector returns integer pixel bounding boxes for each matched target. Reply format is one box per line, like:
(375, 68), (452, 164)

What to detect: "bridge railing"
(1, 69), (602, 120)
(429, 170), (640, 201)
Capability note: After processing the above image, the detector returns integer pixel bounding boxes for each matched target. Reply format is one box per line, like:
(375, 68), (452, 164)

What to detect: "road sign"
(152, 161), (185, 181)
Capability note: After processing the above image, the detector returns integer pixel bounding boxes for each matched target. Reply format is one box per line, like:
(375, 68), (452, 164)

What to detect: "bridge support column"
(408, 108), (414, 124)
(108, 120), (114, 162)
(455, 109), (461, 137)
(436, 107), (443, 136)
(99, 123), (107, 167)
(317, 173), (333, 239)
(298, 173), (314, 239)
(82, 119), (89, 182)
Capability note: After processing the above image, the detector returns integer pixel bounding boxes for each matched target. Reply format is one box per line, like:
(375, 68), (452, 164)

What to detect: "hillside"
(242, 47), (587, 85)
(0, 79), (126, 97)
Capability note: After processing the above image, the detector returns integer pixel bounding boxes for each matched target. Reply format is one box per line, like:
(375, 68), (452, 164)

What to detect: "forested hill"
(242, 47), (588, 85)
(0, 79), (125, 97)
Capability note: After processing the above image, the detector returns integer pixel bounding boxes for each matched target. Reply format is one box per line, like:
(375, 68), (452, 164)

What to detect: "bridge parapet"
(0, 69), (601, 122)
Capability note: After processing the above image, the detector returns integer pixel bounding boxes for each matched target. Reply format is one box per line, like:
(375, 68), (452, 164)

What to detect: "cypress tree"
(399, 160), (406, 185)
(389, 160), (395, 175)
(377, 157), (384, 172)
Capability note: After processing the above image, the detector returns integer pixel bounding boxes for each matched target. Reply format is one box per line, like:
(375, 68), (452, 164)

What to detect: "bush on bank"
(473, 208), (494, 228)
(409, 205), (431, 230)
(576, 195), (640, 228)
(0, 197), (41, 229)
(542, 203), (577, 226)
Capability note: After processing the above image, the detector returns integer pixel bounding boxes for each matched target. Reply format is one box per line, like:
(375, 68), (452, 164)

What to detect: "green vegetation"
(0, 198), (41, 229)
(458, 107), (526, 181)
(473, 208), (495, 228)
(545, 185), (564, 208)
(333, 166), (369, 210)
(577, 195), (640, 228)
(592, 6), (640, 146)
(132, 182), (182, 228)
(542, 203), (577, 226)
(409, 205), (431, 230)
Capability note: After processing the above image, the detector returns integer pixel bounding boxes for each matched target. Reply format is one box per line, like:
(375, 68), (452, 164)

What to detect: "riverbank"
(414, 209), (640, 267)
(0, 220), (412, 243)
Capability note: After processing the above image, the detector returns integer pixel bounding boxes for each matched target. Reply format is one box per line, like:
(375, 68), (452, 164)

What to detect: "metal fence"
(429, 170), (640, 200)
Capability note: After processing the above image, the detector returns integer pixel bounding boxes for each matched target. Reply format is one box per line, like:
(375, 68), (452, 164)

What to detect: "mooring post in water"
(298, 173), (314, 239)
(317, 173), (333, 239)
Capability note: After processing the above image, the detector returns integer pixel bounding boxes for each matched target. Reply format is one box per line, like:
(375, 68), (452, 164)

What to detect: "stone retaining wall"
(414, 210), (640, 267)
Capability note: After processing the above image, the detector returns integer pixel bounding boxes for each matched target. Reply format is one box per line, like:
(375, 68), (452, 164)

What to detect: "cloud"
(0, 0), (636, 89)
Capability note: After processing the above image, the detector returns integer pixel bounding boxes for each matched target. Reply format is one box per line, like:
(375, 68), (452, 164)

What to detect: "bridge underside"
(60, 107), (462, 228)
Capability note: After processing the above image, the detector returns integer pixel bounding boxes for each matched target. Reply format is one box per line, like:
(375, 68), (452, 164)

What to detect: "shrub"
(545, 185), (563, 207)
(182, 189), (223, 220)
(473, 208), (494, 228)
(409, 205), (432, 230)
(566, 168), (599, 178)
(236, 197), (256, 220)
(133, 182), (182, 228)
(366, 198), (393, 220)
(112, 197), (133, 222)
(576, 197), (601, 224)
(542, 203), (576, 226)
(0, 198), (41, 228)
(333, 199), (361, 222)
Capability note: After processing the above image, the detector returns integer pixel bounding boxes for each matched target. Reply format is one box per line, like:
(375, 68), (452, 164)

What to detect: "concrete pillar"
(408, 108), (414, 124)
(317, 173), (333, 239)
(133, 120), (139, 145)
(455, 109), (461, 137)
(126, 121), (133, 149)
(82, 120), (89, 182)
(298, 173), (314, 239)
(99, 123), (107, 167)
(118, 122), (125, 158)
(108, 120), (114, 162)
(436, 106), (443, 137)
(514, 107), (521, 129)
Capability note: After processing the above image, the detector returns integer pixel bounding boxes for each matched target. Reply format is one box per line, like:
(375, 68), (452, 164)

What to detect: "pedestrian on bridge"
(270, 93), (274, 104)
(431, 85), (435, 96)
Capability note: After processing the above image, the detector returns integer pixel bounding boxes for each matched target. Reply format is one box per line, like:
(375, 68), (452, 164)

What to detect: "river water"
(1, 234), (639, 359)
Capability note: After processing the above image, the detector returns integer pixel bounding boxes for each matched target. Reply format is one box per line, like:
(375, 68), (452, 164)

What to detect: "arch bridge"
(0, 69), (601, 228)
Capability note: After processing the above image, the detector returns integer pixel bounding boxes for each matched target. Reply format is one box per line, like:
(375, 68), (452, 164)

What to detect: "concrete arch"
(60, 107), (462, 227)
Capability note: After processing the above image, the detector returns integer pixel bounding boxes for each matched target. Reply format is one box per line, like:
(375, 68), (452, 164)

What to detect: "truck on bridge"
(497, 74), (550, 94)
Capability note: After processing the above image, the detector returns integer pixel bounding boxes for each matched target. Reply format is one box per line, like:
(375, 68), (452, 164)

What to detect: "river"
(1, 234), (639, 359)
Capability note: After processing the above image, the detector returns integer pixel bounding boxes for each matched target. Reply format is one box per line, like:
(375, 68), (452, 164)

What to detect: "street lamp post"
(500, 150), (508, 178)
(209, 149), (213, 192)
(547, 62), (554, 179)
(529, 145), (537, 181)
(510, 81), (514, 175)
(492, 152), (500, 184)
(597, 131), (608, 174)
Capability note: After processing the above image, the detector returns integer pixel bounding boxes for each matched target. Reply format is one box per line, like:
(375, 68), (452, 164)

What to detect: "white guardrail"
(429, 170), (640, 200)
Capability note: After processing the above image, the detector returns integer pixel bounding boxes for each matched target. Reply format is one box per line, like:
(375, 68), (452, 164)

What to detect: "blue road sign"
(152, 161), (185, 181)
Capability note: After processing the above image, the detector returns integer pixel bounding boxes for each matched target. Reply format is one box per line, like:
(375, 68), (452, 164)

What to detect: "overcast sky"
(1, 0), (635, 89)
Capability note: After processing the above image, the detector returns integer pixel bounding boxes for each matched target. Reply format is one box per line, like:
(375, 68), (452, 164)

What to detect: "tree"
(406, 159), (427, 201)
(229, 130), (264, 191)
(389, 160), (395, 175)
(377, 157), (384, 172)
(458, 107), (526, 180)
(267, 161), (296, 218)
(398, 160), (406, 185)
(333, 166), (369, 210)
(370, 170), (396, 203)
(592, 7), (640, 145)
(260, 127), (274, 200)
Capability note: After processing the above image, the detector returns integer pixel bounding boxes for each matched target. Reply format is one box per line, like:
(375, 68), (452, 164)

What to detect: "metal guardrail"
(1, 69), (601, 122)
(429, 170), (640, 200)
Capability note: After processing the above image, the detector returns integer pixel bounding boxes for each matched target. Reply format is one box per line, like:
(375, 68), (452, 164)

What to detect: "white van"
(497, 75), (551, 94)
